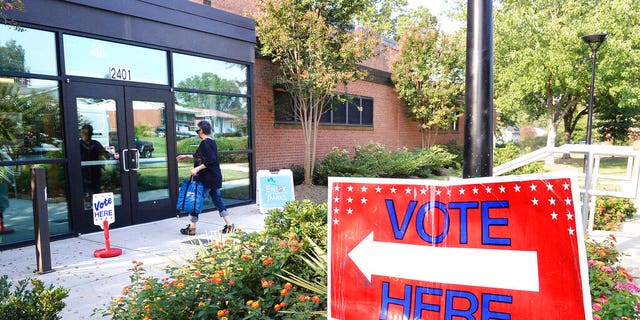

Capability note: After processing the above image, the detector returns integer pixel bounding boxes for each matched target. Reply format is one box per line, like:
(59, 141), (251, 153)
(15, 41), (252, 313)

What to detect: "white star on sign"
(531, 198), (539, 205)
(361, 186), (368, 192)
(390, 187), (397, 193)
(530, 183), (537, 191)
(565, 197), (572, 205)
(361, 197), (368, 204)
(473, 187), (479, 194)
(334, 196), (340, 203)
(568, 227), (575, 235)
(499, 185), (506, 193)
(514, 184), (521, 192)
(375, 186), (382, 193)
(333, 207), (339, 214)
(334, 185), (340, 191)
(549, 197), (556, 205)
(420, 188), (427, 195)
(485, 186), (492, 193)
(459, 188), (466, 195)
(347, 185), (354, 192)
(567, 212), (573, 220)
(550, 212), (558, 220)
(436, 189), (442, 196)
(347, 197), (353, 203)
(405, 187), (412, 194)
(347, 208), (353, 214)
(563, 182), (570, 190)
(333, 218), (339, 224)
(546, 182), (554, 191)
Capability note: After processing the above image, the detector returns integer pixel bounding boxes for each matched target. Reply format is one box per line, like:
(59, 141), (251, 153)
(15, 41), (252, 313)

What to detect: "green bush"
(0, 275), (69, 320)
(265, 200), (328, 251)
(287, 164), (305, 185)
(493, 143), (546, 175)
(97, 201), (329, 319)
(312, 148), (355, 185)
(593, 197), (637, 231)
(312, 142), (459, 185)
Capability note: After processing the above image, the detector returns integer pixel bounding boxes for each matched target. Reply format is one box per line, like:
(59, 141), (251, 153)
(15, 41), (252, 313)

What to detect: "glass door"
(67, 82), (175, 231)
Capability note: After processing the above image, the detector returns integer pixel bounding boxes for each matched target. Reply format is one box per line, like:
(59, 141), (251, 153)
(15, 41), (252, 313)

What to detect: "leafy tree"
(391, 9), (465, 147)
(0, 40), (25, 72)
(254, 0), (380, 185)
(355, 0), (407, 41)
(494, 0), (640, 162)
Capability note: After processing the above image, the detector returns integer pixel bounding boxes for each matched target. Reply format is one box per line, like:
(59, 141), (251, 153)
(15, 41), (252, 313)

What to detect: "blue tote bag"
(176, 177), (205, 215)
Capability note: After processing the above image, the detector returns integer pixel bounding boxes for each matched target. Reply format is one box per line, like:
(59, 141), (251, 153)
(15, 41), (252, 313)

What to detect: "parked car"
(134, 137), (154, 158)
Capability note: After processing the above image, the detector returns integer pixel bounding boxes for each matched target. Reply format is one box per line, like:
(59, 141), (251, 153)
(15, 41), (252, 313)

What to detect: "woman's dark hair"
(81, 124), (93, 135)
(197, 120), (212, 135)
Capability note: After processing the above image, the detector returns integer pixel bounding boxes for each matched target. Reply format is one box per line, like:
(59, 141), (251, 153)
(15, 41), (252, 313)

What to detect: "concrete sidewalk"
(0, 204), (266, 319)
(1, 204), (639, 319)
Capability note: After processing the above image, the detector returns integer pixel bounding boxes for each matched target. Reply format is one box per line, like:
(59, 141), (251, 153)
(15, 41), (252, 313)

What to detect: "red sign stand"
(94, 219), (122, 258)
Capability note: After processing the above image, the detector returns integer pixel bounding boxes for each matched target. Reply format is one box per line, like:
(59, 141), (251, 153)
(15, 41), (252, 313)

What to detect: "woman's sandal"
(180, 224), (195, 236)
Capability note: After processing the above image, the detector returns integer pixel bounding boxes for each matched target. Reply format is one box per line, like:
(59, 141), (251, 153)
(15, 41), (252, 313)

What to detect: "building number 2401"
(109, 67), (132, 81)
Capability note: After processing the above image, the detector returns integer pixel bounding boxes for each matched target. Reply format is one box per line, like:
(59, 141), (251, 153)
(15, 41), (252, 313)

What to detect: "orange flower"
(217, 309), (229, 316)
(176, 282), (184, 289)
(241, 254), (252, 260)
(262, 257), (275, 266)
(251, 301), (260, 309)
(280, 289), (288, 296)
(228, 279), (235, 286)
(311, 295), (320, 303)
(284, 282), (292, 290)
(299, 295), (308, 302)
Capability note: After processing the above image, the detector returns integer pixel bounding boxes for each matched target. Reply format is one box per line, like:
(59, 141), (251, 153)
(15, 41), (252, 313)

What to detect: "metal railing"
(493, 144), (640, 233)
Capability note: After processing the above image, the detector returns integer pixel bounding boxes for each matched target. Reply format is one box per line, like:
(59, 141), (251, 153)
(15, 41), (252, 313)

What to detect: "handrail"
(493, 144), (640, 233)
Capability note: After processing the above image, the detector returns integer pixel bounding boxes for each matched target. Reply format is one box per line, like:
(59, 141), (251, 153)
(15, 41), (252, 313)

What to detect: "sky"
(407, 0), (464, 33)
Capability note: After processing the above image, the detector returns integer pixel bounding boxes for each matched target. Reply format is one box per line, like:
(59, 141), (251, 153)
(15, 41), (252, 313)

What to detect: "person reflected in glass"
(79, 124), (110, 206)
(176, 120), (234, 235)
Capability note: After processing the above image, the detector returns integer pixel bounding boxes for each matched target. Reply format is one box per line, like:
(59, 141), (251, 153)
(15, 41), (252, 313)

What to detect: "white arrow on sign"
(348, 232), (540, 292)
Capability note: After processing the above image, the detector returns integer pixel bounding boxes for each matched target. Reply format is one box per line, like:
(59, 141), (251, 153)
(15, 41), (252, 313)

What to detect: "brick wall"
(253, 58), (464, 171)
(191, 0), (465, 171)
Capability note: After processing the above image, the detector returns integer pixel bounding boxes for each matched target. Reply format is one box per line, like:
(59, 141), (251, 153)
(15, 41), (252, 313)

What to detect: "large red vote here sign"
(328, 174), (592, 320)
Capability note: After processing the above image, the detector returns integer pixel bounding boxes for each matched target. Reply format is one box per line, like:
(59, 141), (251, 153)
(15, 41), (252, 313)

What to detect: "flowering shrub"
(96, 231), (326, 319)
(594, 197), (637, 231)
(0, 275), (69, 320)
(586, 235), (640, 319)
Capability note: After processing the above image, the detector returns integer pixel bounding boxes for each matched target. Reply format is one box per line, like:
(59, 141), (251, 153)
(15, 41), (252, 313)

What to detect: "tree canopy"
(254, 0), (380, 184)
(391, 9), (465, 147)
(494, 0), (640, 150)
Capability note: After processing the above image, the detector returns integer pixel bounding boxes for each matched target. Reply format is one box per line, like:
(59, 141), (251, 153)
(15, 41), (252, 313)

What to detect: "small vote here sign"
(328, 174), (592, 320)
(92, 192), (115, 226)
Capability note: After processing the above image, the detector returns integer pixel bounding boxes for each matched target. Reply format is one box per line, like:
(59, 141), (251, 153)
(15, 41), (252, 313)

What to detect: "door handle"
(122, 149), (130, 172)
(130, 149), (140, 171)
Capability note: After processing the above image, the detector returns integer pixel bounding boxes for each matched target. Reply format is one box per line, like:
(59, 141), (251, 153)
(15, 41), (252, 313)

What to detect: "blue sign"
(257, 169), (295, 213)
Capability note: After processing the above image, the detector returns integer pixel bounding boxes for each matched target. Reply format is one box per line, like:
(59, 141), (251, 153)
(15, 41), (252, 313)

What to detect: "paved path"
(0, 204), (266, 319)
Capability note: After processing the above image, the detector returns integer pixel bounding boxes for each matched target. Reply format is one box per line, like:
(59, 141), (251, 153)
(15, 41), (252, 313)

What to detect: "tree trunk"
(545, 116), (557, 165)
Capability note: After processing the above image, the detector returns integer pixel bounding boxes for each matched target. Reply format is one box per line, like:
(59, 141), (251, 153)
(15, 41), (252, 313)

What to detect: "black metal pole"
(32, 167), (53, 274)
(463, 0), (494, 178)
(585, 49), (598, 144)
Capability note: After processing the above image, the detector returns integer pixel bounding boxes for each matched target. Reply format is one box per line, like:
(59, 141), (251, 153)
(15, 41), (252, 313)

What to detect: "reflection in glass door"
(130, 99), (169, 204)
(77, 98), (121, 210)
(68, 82), (174, 231)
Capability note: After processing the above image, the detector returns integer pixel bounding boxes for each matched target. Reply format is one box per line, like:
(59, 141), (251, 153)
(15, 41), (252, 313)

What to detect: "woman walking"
(176, 120), (234, 235)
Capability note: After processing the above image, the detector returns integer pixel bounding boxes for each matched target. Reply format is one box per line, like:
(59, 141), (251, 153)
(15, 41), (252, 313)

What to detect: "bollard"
(31, 167), (53, 274)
